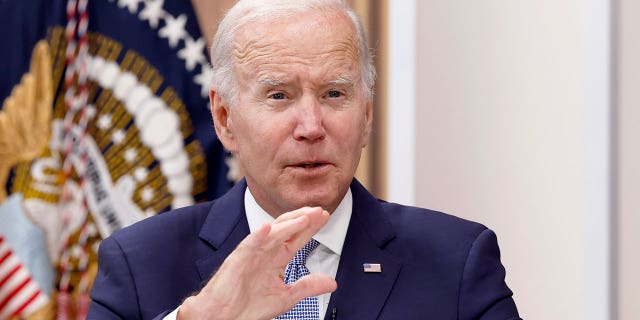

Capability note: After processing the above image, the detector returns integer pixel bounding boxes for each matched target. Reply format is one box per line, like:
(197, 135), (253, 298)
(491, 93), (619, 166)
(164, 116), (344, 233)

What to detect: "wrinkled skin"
(213, 10), (372, 218)
(178, 9), (372, 320)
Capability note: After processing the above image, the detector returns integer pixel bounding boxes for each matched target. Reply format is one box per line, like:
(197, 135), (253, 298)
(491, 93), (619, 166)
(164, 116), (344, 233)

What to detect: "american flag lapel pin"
(363, 263), (382, 273)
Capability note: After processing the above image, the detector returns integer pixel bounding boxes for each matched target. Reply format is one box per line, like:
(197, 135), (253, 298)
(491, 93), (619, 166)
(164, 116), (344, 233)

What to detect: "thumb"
(286, 274), (337, 307)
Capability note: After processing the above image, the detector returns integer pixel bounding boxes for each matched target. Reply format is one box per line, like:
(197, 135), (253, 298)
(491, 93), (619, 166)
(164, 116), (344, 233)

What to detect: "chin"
(292, 187), (344, 210)
(287, 194), (330, 209)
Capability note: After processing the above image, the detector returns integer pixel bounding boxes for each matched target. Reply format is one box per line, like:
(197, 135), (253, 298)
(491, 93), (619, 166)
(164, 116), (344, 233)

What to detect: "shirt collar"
(244, 187), (352, 256)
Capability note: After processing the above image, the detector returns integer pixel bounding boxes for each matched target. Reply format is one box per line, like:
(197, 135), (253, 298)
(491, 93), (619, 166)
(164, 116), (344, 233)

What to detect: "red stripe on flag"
(11, 290), (41, 317)
(0, 264), (21, 288)
(0, 277), (31, 311)
(0, 251), (11, 265)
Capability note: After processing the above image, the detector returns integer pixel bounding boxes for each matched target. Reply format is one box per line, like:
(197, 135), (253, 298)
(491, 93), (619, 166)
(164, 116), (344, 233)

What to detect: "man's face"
(212, 10), (373, 217)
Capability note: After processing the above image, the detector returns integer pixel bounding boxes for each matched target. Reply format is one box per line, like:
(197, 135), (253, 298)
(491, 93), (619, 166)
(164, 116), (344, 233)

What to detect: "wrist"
(178, 295), (239, 320)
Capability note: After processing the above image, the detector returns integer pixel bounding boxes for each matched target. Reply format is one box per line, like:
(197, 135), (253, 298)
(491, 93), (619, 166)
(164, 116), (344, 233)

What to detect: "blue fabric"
(88, 179), (521, 319)
(276, 239), (320, 320)
(0, 0), (65, 103)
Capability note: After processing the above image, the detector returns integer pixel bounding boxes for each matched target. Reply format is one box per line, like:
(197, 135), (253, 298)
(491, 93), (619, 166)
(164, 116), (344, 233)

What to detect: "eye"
(327, 90), (343, 98)
(269, 92), (286, 100)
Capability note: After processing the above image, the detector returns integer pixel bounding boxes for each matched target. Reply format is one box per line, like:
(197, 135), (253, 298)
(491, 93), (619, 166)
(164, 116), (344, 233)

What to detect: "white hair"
(209, 0), (376, 106)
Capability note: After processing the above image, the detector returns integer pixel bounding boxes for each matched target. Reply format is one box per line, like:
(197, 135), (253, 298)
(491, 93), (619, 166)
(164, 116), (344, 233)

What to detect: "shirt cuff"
(163, 306), (180, 320)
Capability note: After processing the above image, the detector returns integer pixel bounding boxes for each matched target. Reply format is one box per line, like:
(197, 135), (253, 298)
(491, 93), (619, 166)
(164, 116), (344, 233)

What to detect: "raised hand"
(177, 207), (337, 320)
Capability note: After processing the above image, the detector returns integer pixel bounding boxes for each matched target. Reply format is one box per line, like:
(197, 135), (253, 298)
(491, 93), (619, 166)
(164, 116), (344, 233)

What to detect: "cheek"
(330, 114), (365, 150)
(235, 114), (285, 155)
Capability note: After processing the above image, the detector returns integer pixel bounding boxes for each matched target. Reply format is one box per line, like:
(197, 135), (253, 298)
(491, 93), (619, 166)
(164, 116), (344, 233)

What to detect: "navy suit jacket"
(89, 179), (520, 319)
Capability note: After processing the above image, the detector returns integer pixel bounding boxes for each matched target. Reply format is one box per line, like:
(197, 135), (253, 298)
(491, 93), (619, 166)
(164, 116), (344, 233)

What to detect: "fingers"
(246, 207), (329, 250)
(189, 207), (335, 320)
(239, 214), (306, 253)
(273, 206), (320, 223)
(271, 208), (325, 241)
(287, 274), (337, 306)
(229, 222), (271, 265)
(271, 207), (329, 251)
(246, 222), (271, 245)
(232, 207), (329, 271)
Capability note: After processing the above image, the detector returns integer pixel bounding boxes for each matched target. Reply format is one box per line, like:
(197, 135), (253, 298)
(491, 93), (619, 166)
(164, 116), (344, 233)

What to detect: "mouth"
(295, 163), (325, 168)
(285, 160), (333, 179)
(288, 161), (331, 170)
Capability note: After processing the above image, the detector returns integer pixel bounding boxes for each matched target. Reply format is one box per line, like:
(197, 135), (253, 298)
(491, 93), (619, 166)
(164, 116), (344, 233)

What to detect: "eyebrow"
(328, 75), (355, 86)
(257, 77), (286, 87)
(257, 75), (355, 87)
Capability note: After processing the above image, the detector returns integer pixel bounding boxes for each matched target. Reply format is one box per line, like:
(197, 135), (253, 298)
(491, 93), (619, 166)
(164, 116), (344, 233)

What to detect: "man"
(89, 0), (521, 319)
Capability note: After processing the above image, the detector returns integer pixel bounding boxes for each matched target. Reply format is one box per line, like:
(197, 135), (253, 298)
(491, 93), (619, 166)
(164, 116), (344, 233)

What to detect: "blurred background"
(0, 0), (637, 319)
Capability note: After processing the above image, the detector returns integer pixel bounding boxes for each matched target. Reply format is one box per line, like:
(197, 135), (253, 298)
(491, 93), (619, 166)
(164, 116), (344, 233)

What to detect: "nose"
(292, 97), (325, 142)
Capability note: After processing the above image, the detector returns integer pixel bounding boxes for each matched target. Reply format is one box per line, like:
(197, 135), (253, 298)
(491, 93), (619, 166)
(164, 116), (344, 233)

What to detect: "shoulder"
(380, 201), (486, 238)
(91, 202), (217, 319)
(350, 179), (487, 256)
(108, 201), (214, 248)
(377, 200), (488, 260)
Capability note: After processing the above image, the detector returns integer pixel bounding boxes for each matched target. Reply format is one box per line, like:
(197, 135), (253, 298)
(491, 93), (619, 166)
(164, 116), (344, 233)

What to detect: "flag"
(0, 195), (51, 319)
(363, 263), (382, 273)
(0, 0), (233, 318)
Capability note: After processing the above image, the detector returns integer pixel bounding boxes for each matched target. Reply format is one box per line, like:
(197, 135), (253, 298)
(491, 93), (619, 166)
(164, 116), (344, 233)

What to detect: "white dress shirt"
(165, 187), (352, 320)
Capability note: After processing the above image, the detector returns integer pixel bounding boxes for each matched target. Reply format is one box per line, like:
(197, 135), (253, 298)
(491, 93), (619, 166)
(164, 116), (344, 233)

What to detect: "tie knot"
(292, 239), (319, 265)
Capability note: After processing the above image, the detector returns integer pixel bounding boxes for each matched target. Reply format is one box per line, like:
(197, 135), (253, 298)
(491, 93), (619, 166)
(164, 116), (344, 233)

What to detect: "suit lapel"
(195, 179), (250, 284)
(191, 178), (402, 318)
(326, 180), (401, 320)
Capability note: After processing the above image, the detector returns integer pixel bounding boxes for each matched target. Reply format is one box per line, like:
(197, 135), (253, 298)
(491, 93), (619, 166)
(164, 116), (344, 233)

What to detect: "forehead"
(233, 10), (361, 80)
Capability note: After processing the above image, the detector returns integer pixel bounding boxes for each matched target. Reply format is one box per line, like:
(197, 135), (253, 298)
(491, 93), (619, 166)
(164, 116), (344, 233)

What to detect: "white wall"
(617, 0), (640, 318)
(387, 0), (617, 319)
(387, 0), (415, 205)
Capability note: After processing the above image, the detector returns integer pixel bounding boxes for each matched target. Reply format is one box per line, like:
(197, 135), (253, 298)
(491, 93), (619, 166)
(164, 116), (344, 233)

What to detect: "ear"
(360, 97), (374, 148)
(210, 89), (237, 152)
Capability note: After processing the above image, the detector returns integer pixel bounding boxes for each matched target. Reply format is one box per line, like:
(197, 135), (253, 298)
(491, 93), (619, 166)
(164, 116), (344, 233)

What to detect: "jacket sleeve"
(88, 236), (142, 319)
(458, 228), (521, 320)
(88, 236), (173, 319)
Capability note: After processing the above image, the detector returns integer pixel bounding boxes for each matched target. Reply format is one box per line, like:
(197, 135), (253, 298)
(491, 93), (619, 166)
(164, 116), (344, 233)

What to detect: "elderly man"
(89, 0), (520, 319)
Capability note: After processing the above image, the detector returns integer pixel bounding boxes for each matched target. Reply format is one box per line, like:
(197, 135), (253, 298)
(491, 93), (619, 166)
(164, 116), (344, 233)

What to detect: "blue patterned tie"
(275, 239), (320, 320)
